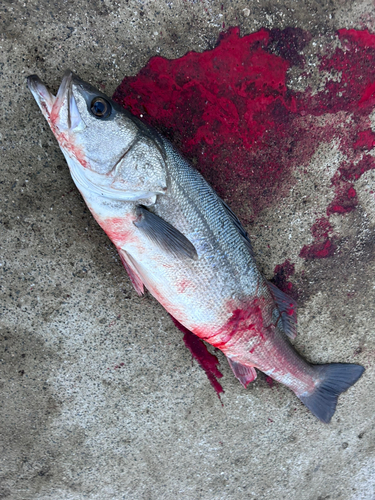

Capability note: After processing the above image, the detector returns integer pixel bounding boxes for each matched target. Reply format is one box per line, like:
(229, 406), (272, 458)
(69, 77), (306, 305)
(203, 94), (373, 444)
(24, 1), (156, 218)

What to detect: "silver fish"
(27, 70), (364, 423)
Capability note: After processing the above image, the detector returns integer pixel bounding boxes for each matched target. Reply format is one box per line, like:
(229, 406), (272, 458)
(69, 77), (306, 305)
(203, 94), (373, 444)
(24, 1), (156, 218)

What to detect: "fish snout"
(27, 74), (56, 115)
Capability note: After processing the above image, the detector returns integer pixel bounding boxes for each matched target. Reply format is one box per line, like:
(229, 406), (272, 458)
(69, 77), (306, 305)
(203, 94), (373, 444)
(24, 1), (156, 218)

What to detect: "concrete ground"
(1, 1), (375, 499)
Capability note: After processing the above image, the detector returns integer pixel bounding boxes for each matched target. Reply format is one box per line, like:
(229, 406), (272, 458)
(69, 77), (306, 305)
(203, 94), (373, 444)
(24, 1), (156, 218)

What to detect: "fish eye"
(90, 97), (111, 118)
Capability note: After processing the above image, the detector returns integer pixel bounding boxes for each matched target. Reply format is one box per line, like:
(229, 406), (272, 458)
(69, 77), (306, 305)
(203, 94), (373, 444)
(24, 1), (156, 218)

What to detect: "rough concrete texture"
(1, 1), (375, 499)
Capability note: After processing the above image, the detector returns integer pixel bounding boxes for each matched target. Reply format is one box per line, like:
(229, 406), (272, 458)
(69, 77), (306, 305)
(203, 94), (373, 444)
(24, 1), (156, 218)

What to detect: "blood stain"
(300, 217), (337, 260)
(114, 26), (375, 249)
(113, 26), (375, 389)
(170, 315), (224, 397)
(265, 375), (274, 389)
(271, 259), (298, 299)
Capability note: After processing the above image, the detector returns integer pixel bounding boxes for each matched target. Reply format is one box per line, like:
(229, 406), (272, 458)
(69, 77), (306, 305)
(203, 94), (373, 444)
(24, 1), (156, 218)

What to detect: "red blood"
(112, 27), (375, 390)
(215, 307), (262, 349)
(113, 27), (375, 248)
(113, 27), (299, 218)
(327, 184), (358, 216)
(265, 375), (274, 388)
(339, 155), (375, 182)
(353, 130), (375, 150)
(300, 217), (337, 260)
(338, 28), (375, 49)
(271, 259), (297, 299)
(193, 297), (267, 352)
(170, 315), (224, 397)
(300, 239), (336, 260)
(176, 280), (191, 293)
(94, 215), (137, 247)
(49, 118), (89, 169)
(310, 218), (333, 240)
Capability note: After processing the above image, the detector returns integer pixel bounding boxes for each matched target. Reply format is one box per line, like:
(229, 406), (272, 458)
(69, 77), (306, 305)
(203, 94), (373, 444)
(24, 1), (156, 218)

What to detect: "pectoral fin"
(134, 205), (198, 260)
(227, 358), (257, 388)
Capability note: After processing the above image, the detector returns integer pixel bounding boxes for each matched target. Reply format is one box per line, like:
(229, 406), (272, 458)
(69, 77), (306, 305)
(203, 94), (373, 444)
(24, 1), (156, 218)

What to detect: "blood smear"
(113, 27), (375, 390)
(114, 27), (375, 237)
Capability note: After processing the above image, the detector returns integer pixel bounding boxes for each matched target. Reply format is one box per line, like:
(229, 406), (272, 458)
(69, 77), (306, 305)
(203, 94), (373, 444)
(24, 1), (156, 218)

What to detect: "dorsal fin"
(220, 199), (254, 256)
(267, 281), (298, 339)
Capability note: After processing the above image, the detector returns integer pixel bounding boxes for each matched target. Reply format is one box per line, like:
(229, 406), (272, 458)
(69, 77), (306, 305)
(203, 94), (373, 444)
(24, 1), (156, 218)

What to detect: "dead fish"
(27, 70), (365, 423)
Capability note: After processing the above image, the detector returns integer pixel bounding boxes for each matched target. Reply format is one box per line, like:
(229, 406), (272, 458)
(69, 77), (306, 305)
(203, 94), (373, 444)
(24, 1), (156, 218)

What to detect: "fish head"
(27, 70), (166, 202)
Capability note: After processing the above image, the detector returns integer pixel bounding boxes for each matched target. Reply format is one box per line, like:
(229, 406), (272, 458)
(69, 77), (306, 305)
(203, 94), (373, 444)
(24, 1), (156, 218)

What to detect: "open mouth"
(27, 70), (81, 129)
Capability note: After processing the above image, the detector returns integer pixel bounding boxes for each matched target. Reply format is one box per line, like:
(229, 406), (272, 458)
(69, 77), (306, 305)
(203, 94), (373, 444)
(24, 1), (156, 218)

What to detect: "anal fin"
(227, 358), (257, 388)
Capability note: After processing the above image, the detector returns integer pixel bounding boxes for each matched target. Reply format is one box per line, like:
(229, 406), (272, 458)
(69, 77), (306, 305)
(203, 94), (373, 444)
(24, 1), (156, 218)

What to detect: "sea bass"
(27, 70), (364, 423)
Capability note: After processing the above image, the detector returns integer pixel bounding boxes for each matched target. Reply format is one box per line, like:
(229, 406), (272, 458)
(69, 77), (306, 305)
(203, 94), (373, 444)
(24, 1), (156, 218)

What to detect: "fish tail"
(298, 363), (365, 423)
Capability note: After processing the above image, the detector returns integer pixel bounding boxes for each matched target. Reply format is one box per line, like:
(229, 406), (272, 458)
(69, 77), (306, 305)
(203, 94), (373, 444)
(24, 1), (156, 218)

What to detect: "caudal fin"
(298, 363), (365, 423)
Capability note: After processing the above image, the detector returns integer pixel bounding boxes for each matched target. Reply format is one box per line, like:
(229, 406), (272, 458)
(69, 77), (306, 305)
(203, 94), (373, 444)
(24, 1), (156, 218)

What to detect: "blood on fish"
(176, 280), (191, 294)
(47, 98), (90, 169)
(195, 297), (267, 351)
(50, 124), (89, 169)
(94, 215), (138, 247)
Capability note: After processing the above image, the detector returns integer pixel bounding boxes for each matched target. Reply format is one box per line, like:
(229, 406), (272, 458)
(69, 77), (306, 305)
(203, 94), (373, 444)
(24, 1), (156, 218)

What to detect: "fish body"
(27, 71), (364, 423)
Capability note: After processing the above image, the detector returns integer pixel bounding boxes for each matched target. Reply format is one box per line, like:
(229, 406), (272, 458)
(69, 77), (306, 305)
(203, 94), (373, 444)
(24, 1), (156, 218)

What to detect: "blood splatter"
(265, 375), (274, 388)
(326, 183), (358, 217)
(271, 259), (298, 299)
(300, 238), (336, 260)
(353, 130), (375, 151)
(113, 28), (297, 220)
(113, 26), (375, 255)
(113, 26), (375, 390)
(170, 315), (224, 397)
(299, 217), (337, 260)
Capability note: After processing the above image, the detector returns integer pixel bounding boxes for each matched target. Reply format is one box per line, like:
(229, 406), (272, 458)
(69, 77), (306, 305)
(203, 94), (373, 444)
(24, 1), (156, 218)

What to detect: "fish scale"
(161, 143), (260, 295)
(27, 70), (365, 423)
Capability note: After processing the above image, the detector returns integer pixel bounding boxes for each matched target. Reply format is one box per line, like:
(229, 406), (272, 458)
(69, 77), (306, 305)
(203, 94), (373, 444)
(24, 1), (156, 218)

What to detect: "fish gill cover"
(113, 27), (375, 394)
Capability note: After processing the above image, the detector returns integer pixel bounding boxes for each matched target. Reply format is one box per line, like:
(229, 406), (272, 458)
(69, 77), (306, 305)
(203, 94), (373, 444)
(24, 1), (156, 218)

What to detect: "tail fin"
(298, 363), (365, 423)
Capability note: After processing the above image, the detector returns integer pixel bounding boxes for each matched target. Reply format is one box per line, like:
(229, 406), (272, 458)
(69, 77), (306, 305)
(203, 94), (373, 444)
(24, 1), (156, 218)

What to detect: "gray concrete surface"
(1, 1), (375, 499)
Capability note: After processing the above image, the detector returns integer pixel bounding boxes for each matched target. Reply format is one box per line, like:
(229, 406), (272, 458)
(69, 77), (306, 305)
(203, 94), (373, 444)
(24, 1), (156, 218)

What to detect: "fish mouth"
(27, 74), (55, 118)
(27, 70), (82, 130)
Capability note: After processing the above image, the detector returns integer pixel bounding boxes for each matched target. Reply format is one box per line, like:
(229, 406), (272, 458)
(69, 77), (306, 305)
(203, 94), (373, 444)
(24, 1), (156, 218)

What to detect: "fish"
(27, 70), (365, 423)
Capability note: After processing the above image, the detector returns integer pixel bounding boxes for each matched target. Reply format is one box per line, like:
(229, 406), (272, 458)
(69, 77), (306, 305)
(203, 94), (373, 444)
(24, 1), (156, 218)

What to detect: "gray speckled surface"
(1, 1), (374, 499)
